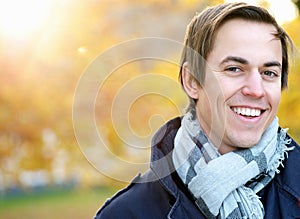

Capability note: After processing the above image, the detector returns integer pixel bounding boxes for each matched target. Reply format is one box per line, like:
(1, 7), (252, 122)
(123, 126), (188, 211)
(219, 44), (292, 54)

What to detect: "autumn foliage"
(0, 0), (299, 190)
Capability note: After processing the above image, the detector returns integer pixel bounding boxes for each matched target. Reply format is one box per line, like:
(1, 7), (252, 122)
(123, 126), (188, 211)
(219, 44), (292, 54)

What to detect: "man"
(94, 2), (300, 218)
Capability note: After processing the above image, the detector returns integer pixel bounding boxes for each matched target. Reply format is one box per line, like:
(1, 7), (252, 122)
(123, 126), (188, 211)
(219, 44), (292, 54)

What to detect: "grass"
(0, 187), (117, 219)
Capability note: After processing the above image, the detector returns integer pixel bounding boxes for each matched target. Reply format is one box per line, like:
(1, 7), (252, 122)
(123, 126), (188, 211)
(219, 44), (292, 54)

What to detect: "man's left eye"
(263, 71), (278, 77)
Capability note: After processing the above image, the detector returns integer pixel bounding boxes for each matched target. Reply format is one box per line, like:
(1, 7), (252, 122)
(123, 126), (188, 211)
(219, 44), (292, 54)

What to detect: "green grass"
(0, 187), (117, 219)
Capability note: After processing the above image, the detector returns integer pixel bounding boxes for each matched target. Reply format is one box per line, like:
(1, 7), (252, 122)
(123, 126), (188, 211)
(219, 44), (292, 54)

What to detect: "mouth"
(231, 106), (266, 118)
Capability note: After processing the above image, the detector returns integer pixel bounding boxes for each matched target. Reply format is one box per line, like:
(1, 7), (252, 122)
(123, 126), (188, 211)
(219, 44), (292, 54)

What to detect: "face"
(194, 19), (282, 154)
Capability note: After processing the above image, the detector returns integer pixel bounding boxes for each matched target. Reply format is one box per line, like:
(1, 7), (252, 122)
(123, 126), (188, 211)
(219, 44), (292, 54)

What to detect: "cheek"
(195, 90), (213, 127)
(198, 90), (212, 114)
(198, 84), (227, 125)
(266, 83), (281, 110)
(217, 78), (241, 102)
(271, 91), (281, 111)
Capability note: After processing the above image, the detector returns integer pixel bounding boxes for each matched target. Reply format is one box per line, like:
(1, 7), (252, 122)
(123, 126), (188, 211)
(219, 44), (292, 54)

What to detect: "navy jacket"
(95, 117), (300, 219)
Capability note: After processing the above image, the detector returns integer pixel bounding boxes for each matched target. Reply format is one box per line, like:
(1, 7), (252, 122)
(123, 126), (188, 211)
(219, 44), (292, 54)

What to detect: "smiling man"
(182, 18), (283, 154)
(94, 3), (300, 219)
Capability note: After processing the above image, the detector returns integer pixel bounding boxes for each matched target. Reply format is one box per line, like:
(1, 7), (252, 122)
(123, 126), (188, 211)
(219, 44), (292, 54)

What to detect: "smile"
(231, 107), (264, 117)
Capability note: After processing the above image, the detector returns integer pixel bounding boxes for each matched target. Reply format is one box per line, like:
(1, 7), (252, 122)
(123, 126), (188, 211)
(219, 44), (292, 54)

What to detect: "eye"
(263, 70), (279, 78)
(225, 66), (242, 73)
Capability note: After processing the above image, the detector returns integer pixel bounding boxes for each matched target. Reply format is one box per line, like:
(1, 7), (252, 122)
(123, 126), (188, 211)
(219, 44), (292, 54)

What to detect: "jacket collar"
(274, 137), (300, 199)
(150, 117), (182, 198)
(150, 117), (203, 218)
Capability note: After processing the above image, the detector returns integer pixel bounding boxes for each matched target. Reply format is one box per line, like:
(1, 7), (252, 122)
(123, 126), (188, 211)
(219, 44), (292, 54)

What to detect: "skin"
(182, 19), (282, 154)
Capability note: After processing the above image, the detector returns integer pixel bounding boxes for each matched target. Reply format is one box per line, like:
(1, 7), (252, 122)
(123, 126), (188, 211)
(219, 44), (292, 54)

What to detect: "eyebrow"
(220, 56), (282, 69)
(220, 56), (248, 65)
(263, 61), (282, 69)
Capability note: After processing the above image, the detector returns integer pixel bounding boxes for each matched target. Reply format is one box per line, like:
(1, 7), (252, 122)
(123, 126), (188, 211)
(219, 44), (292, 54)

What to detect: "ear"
(181, 62), (199, 99)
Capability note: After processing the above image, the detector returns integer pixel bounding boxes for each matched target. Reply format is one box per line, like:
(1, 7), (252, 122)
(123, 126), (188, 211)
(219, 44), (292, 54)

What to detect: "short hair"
(179, 2), (294, 111)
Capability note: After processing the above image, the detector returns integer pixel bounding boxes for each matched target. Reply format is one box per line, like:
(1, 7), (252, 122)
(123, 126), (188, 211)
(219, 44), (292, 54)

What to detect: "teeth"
(232, 107), (261, 117)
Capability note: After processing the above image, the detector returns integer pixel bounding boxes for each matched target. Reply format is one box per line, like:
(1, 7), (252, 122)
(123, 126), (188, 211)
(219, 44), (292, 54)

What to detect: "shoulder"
(269, 137), (300, 217)
(94, 171), (173, 219)
(255, 138), (300, 218)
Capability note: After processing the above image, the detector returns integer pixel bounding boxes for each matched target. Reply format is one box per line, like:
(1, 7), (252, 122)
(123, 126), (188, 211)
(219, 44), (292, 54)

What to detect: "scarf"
(173, 112), (293, 219)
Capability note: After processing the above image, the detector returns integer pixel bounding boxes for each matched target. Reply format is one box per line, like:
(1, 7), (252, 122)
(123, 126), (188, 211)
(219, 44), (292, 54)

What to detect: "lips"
(231, 107), (264, 117)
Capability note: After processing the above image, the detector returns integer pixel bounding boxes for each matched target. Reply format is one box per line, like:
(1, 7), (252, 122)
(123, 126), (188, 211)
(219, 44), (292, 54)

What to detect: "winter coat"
(94, 117), (300, 219)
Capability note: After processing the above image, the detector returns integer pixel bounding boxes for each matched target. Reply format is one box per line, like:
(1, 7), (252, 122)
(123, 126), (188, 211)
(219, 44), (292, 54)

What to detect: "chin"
(225, 131), (261, 150)
(235, 138), (260, 149)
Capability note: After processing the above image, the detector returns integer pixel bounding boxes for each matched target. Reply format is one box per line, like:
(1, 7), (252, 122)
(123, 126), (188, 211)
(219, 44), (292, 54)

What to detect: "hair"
(179, 2), (294, 111)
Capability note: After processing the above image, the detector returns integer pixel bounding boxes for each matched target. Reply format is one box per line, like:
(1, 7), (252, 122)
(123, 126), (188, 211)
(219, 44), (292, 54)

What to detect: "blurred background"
(0, 0), (299, 218)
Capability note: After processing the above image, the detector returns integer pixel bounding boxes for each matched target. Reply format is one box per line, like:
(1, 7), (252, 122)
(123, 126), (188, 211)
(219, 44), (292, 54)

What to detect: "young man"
(94, 2), (300, 218)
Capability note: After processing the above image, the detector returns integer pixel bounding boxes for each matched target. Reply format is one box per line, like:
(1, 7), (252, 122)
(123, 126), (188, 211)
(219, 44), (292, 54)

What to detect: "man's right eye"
(225, 67), (241, 73)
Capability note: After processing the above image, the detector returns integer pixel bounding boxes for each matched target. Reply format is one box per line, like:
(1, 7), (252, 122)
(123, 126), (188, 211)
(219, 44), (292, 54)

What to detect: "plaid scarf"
(173, 112), (293, 219)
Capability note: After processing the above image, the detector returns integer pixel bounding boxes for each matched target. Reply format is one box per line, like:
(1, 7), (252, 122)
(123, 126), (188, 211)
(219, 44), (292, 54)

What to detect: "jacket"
(94, 117), (300, 219)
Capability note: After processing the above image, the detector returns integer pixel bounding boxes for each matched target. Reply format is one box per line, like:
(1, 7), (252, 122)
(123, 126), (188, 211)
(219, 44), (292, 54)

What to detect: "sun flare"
(0, 0), (53, 39)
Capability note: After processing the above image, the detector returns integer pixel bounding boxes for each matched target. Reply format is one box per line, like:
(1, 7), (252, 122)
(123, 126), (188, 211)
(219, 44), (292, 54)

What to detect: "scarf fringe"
(249, 193), (264, 219)
(267, 128), (294, 174)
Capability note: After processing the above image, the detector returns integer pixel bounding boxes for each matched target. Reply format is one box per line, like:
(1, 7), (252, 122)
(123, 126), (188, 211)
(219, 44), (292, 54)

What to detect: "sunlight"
(0, 0), (53, 39)
(268, 0), (298, 24)
(78, 46), (88, 55)
(224, 0), (298, 24)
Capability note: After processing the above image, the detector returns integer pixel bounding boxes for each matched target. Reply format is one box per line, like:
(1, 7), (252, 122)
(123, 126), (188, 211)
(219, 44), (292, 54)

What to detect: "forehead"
(210, 19), (282, 62)
(220, 18), (277, 39)
(214, 18), (279, 45)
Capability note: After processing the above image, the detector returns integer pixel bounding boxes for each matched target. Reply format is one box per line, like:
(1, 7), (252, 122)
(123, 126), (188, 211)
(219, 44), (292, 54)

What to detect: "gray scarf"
(173, 112), (293, 219)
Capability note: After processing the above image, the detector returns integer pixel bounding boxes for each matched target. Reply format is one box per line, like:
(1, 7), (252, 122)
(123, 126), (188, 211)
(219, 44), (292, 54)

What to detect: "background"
(1, 0), (300, 218)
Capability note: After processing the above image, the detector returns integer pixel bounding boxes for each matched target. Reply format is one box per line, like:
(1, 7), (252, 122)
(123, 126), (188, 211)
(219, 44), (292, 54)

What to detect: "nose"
(241, 71), (265, 98)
